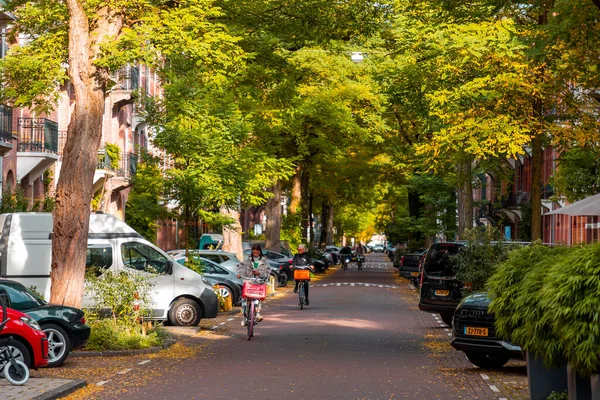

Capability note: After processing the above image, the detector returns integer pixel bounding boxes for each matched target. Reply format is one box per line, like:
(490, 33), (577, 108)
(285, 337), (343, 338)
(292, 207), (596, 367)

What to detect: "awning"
(546, 192), (600, 216)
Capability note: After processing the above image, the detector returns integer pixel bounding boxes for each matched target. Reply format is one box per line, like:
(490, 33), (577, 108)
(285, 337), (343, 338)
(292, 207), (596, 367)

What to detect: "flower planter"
(527, 354), (594, 400)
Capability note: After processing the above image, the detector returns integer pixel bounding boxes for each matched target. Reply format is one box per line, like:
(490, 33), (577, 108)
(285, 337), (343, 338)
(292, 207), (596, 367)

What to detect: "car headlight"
(20, 316), (42, 331)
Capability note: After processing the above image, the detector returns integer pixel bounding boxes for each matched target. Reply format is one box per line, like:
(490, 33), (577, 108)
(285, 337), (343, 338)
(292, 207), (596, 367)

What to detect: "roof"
(546, 192), (600, 216)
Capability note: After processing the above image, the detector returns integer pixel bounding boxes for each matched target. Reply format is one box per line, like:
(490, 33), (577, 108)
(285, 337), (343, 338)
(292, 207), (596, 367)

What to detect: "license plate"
(465, 327), (489, 336)
(434, 290), (450, 296)
(411, 272), (420, 277)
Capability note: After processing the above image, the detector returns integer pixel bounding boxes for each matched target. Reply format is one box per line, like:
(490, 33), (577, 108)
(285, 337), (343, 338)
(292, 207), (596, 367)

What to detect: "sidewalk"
(0, 377), (85, 400)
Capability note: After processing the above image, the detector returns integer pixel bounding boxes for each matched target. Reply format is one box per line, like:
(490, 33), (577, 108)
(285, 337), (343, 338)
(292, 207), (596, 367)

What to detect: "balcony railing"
(17, 117), (58, 153)
(97, 149), (137, 178)
(0, 105), (12, 143)
(113, 65), (140, 91)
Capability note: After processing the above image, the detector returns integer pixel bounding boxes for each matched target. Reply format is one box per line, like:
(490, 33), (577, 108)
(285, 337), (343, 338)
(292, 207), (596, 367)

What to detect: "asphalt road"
(96, 254), (466, 400)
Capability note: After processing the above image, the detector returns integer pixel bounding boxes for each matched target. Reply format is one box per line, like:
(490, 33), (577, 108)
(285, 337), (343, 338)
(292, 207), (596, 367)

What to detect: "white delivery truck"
(0, 212), (218, 326)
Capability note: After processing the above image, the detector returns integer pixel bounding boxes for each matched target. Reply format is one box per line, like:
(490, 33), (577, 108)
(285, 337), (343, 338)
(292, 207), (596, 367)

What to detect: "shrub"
(541, 242), (600, 375)
(488, 244), (573, 368)
(453, 227), (519, 293)
(85, 269), (155, 326)
(85, 319), (166, 351)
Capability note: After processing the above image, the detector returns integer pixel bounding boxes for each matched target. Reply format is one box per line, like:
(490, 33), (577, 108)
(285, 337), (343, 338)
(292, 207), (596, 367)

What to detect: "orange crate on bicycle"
(242, 282), (267, 300)
(294, 269), (311, 281)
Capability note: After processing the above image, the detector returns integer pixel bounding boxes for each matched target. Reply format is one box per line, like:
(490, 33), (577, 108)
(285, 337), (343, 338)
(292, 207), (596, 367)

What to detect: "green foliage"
(85, 269), (155, 327)
(125, 153), (170, 243)
(546, 391), (568, 400)
(488, 244), (575, 371)
(84, 319), (166, 351)
(551, 146), (600, 202)
(105, 143), (121, 170)
(281, 213), (303, 252)
(453, 227), (518, 293)
(0, 186), (30, 213)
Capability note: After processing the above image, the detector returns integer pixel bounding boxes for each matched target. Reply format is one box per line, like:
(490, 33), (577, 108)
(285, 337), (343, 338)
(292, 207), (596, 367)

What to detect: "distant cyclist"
(292, 244), (314, 305)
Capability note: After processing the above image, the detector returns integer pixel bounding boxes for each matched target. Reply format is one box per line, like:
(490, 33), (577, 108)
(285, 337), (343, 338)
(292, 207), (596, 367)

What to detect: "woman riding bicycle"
(238, 244), (270, 325)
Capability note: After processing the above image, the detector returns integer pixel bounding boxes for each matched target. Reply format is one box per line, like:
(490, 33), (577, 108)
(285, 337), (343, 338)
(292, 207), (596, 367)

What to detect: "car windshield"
(1, 281), (46, 310)
(423, 244), (462, 278)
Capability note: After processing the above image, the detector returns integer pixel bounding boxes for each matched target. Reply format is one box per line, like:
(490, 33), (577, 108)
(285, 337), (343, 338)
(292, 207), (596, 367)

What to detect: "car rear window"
(423, 244), (463, 277)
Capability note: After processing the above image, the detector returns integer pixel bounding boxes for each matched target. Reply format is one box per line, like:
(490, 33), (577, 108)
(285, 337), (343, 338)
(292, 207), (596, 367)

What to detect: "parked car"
(243, 248), (293, 280)
(168, 249), (240, 274)
(242, 241), (293, 258)
(325, 246), (341, 264)
(398, 250), (427, 285)
(174, 256), (244, 306)
(0, 280), (90, 367)
(372, 244), (385, 253)
(451, 292), (523, 368)
(308, 247), (331, 272)
(0, 289), (49, 371)
(418, 242), (465, 326)
(0, 212), (219, 327)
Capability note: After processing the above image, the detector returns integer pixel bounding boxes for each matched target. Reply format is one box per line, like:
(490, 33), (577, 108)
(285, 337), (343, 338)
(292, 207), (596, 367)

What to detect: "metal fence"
(0, 105), (12, 143)
(17, 117), (59, 153)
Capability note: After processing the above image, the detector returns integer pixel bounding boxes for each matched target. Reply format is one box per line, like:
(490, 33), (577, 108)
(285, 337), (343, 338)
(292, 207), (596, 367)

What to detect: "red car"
(0, 306), (49, 369)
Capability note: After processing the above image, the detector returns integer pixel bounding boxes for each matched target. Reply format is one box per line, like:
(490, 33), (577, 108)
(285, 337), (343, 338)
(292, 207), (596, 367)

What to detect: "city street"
(55, 254), (527, 400)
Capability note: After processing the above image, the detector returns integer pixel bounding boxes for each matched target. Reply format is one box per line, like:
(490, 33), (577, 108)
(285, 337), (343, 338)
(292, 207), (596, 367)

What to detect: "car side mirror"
(166, 260), (173, 275)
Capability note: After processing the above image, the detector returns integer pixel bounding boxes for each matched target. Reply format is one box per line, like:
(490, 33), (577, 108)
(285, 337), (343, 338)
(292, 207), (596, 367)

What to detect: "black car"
(308, 247), (331, 272)
(398, 250), (427, 284)
(418, 242), (465, 326)
(451, 292), (523, 368)
(0, 279), (90, 367)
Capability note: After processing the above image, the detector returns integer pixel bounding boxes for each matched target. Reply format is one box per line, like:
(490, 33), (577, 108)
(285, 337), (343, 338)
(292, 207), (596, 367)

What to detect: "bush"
(85, 269), (155, 326)
(453, 227), (518, 293)
(541, 242), (600, 375)
(488, 244), (573, 369)
(84, 319), (166, 351)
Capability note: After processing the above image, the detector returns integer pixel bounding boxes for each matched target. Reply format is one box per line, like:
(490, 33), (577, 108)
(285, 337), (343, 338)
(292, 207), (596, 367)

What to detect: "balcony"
(109, 65), (140, 105)
(16, 117), (59, 184)
(0, 105), (13, 156)
(93, 149), (137, 193)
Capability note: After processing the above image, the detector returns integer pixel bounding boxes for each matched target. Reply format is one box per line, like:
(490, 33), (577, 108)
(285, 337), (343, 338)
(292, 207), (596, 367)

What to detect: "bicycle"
(241, 278), (267, 341)
(0, 299), (30, 385)
(341, 255), (351, 271)
(292, 267), (312, 310)
(357, 255), (364, 271)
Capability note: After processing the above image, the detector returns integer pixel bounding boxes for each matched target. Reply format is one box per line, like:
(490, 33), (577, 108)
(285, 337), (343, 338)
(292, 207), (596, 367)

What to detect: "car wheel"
(214, 285), (232, 300)
(465, 352), (510, 369)
(278, 272), (288, 287)
(0, 338), (30, 373)
(42, 324), (71, 367)
(169, 298), (202, 326)
(440, 312), (454, 326)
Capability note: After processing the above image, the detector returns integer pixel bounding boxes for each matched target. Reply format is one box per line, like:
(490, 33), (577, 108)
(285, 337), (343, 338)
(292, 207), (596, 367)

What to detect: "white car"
(168, 249), (240, 274)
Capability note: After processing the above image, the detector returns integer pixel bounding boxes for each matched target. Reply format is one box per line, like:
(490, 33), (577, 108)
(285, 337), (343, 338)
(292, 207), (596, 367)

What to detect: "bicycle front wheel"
(247, 302), (255, 340)
(299, 282), (305, 310)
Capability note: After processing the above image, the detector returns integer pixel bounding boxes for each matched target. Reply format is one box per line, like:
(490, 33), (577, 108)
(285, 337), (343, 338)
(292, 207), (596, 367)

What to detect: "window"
(121, 242), (169, 274)
(423, 244), (462, 278)
(86, 245), (113, 272)
(212, 265), (228, 275)
(200, 254), (222, 264)
(0, 282), (44, 311)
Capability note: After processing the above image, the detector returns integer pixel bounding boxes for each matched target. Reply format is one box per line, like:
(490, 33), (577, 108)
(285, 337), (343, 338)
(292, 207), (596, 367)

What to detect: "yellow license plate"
(434, 290), (450, 296)
(465, 327), (489, 336)
(411, 272), (420, 277)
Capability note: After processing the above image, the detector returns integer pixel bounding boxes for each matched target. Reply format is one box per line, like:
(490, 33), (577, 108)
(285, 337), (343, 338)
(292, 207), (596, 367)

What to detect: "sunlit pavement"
(56, 254), (528, 400)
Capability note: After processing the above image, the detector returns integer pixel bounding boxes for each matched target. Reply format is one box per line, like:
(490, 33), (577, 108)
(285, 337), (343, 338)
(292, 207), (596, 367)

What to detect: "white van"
(0, 212), (218, 326)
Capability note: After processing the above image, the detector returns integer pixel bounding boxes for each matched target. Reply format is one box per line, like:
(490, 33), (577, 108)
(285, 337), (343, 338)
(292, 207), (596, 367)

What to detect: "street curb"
(31, 379), (87, 400)
(71, 338), (176, 358)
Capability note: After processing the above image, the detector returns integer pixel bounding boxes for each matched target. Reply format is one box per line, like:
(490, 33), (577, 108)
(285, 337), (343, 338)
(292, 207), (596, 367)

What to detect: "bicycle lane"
(90, 256), (472, 399)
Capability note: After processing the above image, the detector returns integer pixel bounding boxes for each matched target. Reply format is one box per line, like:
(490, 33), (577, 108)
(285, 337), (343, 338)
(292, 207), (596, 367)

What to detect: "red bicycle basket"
(242, 282), (267, 300)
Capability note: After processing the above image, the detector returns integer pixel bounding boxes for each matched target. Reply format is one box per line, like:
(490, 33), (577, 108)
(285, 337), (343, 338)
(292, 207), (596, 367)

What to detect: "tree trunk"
(326, 204), (334, 246)
(301, 168), (310, 242)
(530, 134), (543, 241)
(457, 161), (473, 239)
(50, 4), (122, 307)
(308, 193), (314, 246)
(318, 199), (330, 249)
(264, 182), (282, 252)
(221, 206), (243, 261)
(290, 164), (302, 214)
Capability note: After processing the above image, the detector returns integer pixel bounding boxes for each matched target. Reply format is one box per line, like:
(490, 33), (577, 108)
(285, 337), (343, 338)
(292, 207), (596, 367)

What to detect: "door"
(119, 240), (174, 319)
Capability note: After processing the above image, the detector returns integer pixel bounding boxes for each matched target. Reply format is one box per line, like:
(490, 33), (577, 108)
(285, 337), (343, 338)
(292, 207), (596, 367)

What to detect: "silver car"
(168, 249), (240, 274)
